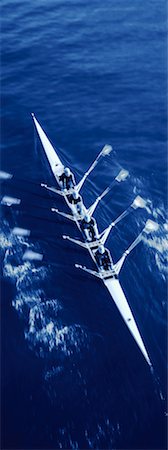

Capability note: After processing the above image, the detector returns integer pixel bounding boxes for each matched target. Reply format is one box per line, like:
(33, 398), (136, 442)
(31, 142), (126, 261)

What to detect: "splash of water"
(25, 300), (89, 358)
(0, 231), (13, 249)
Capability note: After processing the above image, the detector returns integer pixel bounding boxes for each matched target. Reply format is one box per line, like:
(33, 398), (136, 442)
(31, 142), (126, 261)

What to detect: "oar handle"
(75, 264), (83, 269)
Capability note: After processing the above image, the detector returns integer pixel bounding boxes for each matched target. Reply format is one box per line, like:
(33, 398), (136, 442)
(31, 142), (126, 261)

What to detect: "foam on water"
(132, 179), (167, 220)
(143, 234), (168, 279)
(143, 235), (168, 255)
(141, 200), (168, 276)
(3, 259), (31, 281)
(0, 233), (13, 249)
(1, 225), (48, 290)
(1, 223), (90, 364)
(56, 417), (119, 450)
(16, 265), (47, 290)
(131, 180), (168, 277)
(13, 287), (86, 362)
(12, 289), (44, 314)
(26, 300), (89, 358)
(83, 418), (119, 450)
(163, 223), (168, 232)
(3, 255), (48, 288)
(44, 365), (64, 381)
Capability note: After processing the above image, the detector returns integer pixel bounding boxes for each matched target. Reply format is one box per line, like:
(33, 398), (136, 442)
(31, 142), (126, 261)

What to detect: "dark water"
(1, 1), (167, 449)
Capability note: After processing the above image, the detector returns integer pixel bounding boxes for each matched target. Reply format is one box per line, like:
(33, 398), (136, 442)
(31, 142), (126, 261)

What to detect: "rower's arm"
(106, 249), (112, 265)
(59, 173), (65, 188)
(71, 173), (76, 186)
(63, 176), (67, 189)
(95, 252), (103, 269)
(93, 221), (99, 239)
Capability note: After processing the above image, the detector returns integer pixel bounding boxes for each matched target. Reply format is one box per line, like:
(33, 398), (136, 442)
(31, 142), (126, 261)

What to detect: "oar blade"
(144, 219), (159, 234)
(115, 169), (129, 182)
(1, 196), (21, 206)
(131, 195), (147, 210)
(0, 170), (13, 180)
(101, 144), (113, 157)
(75, 264), (82, 269)
(76, 145), (113, 192)
(12, 227), (31, 237)
(23, 250), (43, 261)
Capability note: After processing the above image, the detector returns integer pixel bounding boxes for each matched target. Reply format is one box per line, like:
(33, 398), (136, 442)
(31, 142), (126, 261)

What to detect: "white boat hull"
(32, 113), (64, 179)
(104, 278), (151, 365)
(32, 113), (152, 367)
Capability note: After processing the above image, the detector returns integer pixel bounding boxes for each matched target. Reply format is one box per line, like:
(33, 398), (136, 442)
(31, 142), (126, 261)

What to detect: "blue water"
(1, 1), (167, 449)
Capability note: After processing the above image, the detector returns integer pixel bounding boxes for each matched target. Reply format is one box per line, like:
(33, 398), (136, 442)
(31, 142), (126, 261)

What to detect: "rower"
(68, 189), (84, 215)
(59, 167), (76, 191)
(81, 214), (99, 242)
(95, 244), (112, 272)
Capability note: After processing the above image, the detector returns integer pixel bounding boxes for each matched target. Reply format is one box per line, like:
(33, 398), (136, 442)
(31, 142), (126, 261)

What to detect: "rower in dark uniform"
(68, 189), (84, 215)
(59, 167), (76, 191)
(95, 244), (112, 271)
(81, 214), (99, 242)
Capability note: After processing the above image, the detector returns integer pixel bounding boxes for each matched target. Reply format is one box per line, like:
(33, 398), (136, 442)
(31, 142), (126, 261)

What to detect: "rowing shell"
(31, 113), (152, 367)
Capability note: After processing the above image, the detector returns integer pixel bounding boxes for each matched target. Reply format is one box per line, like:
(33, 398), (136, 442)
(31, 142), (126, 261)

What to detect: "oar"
(1, 195), (21, 206)
(0, 194), (58, 215)
(0, 170), (13, 180)
(87, 169), (129, 216)
(51, 207), (76, 221)
(12, 227), (31, 237)
(4, 227), (44, 262)
(75, 264), (102, 278)
(113, 219), (159, 275)
(131, 195), (148, 210)
(41, 183), (67, 196)
(22, 250), (44, 262)
(99, 196), (148, 245)
(0, 171), (61, 202)
(11, 226), (61, 245)
(75, 264), (116, 279)
(22, 249), (76, 271)
(113, 195), (148, 226)
(0, 170), (43, 188)
(76, 144), (113, 192)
